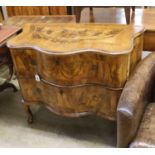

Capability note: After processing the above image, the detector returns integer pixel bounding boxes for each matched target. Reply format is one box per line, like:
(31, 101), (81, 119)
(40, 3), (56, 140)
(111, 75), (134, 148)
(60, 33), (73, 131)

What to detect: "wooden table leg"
(89, 7), (95, 23)
(22, 100), (33, 124)
(124, 6), (131, 24)
(74, 6), (82, 22)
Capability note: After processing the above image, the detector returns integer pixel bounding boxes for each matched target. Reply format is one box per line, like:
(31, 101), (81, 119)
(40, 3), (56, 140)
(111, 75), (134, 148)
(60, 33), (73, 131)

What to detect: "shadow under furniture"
(117, 52), (155, 147)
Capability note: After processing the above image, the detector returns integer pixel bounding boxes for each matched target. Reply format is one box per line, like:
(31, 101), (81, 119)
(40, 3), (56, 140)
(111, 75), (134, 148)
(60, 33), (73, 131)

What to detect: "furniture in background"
(1, 15), (75, 123)
(0, 25), (21, 93)
(2, 15), (76, 27)
(0, 16), (75, 93)
(5, 7), (155, 52)
(6, 6), (69, 16)
(139, 8), (155, 51)
(73, 6), (135, 24)
(6, 6), (135, 24)
(117, 52), (155, 147)
(7, 23), (144, 123)
(0, 7), (4, 22)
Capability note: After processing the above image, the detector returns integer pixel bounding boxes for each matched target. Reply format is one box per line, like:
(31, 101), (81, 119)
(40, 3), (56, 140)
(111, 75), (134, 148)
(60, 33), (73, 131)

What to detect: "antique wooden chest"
(7, 23), (144, 123)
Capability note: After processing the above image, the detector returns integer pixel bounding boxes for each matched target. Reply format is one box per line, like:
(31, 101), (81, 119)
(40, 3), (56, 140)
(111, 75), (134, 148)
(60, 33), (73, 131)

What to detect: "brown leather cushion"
(130, 103), (155, 148)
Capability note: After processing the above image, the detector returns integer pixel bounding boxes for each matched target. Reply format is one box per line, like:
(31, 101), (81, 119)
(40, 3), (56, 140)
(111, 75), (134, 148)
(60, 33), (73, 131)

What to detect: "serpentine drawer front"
(7, 23), (144, 122)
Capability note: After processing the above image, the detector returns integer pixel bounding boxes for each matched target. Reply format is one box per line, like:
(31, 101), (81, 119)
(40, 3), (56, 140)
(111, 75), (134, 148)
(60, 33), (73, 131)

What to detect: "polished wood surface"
(8, 23), (144, 122)
(5, 7), (155, 51)
(135, 8), (155, 51)
(6, 6), (67, 16)
(19, 79), (122, 120)
(7, 23), (144, 54)
(2, 15), (76, 27)
(134, 8), (155, 31)
(0, 26), (21, 45)
(49, 6), (67, 15)
(79, 7), (155, 51)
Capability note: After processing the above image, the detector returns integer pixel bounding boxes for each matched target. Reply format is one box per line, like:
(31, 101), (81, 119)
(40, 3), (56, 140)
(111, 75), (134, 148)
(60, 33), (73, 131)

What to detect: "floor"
(0, 7), (154, 148)
(0, 88), (116, 148)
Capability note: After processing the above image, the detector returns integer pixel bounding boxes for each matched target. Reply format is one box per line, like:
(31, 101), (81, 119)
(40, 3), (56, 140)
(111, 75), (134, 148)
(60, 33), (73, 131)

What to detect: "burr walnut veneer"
(7, 23), (144, 123)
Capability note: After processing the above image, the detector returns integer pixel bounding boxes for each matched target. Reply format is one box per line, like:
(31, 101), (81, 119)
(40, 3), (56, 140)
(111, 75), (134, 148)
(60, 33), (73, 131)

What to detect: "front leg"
(22, 100), (33, 124)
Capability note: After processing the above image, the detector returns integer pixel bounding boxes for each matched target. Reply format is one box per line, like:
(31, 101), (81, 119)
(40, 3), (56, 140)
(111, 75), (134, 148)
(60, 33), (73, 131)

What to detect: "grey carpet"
(0, 78), (116, 147)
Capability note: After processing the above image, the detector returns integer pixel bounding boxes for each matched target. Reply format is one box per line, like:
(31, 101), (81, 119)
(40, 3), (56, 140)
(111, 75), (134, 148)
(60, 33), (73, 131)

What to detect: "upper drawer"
(11, 48), (130, 88)
(37, 52), (130, 88)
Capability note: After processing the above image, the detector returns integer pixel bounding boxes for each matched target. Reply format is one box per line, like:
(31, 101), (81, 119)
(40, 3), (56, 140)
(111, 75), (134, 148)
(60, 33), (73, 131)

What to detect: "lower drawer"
(19, 79), (122, 120)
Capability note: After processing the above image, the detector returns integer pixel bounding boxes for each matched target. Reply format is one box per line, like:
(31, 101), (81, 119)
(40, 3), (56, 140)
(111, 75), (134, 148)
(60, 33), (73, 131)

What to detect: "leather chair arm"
(117, 52), (155, 147)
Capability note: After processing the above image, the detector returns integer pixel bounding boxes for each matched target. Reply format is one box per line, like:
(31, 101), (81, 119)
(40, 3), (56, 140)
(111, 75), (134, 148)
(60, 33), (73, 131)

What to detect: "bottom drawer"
(19, 79), (122, 120)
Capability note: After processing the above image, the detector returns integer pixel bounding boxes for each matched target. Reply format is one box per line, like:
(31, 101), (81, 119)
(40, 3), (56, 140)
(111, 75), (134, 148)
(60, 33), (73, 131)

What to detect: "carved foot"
(0, 82), (18, 93)
(23, 104), (33, 124)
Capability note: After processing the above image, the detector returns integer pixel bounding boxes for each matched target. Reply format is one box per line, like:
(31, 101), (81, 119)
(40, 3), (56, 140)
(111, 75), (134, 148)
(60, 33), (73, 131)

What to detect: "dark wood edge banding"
(41, 78), (123, 90)
(17, 75), (124, 90)
(7, 45), (134, 56)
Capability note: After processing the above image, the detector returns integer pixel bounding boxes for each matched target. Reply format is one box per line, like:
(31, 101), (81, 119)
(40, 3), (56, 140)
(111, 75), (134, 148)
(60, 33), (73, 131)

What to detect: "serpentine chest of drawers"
(7, 23), (144, 123)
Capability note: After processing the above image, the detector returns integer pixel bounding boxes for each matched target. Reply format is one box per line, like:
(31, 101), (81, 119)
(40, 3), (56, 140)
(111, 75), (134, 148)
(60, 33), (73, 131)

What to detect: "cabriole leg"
(22, 100), (33, 124)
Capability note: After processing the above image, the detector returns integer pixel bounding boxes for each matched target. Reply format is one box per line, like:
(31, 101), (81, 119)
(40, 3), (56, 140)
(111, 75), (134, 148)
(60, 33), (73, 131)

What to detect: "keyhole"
(59, 89), (63, 95)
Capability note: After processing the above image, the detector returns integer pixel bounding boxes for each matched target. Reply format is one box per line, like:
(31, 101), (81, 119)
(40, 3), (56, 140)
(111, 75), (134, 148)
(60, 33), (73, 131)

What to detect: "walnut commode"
(7, 23), (144, 123)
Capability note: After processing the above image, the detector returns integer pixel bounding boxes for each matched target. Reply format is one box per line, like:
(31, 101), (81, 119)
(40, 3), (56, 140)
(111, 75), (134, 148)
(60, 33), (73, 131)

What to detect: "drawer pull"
(35, 74), (40, 82)
(34, 74), (123, 90)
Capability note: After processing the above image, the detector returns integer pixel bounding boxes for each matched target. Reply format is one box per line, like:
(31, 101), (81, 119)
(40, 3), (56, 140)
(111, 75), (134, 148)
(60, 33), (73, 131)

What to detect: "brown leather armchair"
(117, 52), (155, 147)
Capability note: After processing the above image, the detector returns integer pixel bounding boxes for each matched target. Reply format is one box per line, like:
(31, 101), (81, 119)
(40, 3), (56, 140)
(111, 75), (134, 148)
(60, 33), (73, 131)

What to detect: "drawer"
(11, 48), (130, 88)
(18, 78), (122, 120)
(38, 52), (130, 88)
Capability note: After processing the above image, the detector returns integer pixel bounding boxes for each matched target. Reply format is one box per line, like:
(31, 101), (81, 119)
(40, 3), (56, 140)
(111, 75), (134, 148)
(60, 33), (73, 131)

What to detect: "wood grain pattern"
(2, 15), (76, 27)
(49, 6), (67, 15)
(6, 6), (67, 17)
(8, 23), (144, 121)
(18, 79), (122, 120)
(143, 31), (155, 51)
(11, 48), (129, 88)
(130, 34), (143, 72)
(7, 23), (144, 54)
(136, 8), (155, 51)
